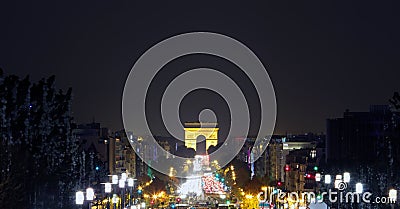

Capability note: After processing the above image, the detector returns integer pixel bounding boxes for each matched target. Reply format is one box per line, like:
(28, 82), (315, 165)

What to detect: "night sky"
(1, 1), (399, 135)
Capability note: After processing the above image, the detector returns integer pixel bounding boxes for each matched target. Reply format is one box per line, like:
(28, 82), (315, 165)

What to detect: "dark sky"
(1, 0), (399, 135)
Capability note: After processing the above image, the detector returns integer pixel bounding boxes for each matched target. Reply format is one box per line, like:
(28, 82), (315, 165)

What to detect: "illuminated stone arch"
(184, 122), (219, 152)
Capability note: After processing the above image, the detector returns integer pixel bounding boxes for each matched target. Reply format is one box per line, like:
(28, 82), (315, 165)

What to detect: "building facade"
(112, 130), (136, 177)
(326, 105), (399, 165)
(284, 149), (318, 192)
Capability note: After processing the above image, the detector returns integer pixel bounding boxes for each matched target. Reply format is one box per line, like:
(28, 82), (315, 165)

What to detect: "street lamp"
(112, 194), (119, 209)
(343, 172), (350, 183)
(119, 179), (126, 189)
(315, 173), (321, 182)
(119, 179), (126, 209)
(112, 175), (119, 184)
(86, 188), (94, 209)
(324, 175), (331, 184)
(389, 189), (397, 201)
(128, 178), (134, 187)
(128, 178), (135, 206)
(389, 189), (397, 209)
(76, 191), (84, 205)
(121, 172), (127, 181)
(86, 188), (94, 201)
(334, 179), (341, 189)
(355, 183), (363, 194)
(105, 183), (112, 193)
(104, 183), (112, 209)
(112, 194), (119, 203)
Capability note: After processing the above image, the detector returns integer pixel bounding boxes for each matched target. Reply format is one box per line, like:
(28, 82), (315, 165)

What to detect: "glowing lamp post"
(334, 179), (341, 189)
(389, 189), (397, 209)
(86, 188), (94, 209)
(343, 172), (350, 183)
(104, 183), (112, 209)
(389, 189), (397, 198)
(128, 178), (134, 187)
(128, 178), (135, 206)
(86, 188), (94, 201)
(76, 191), (84, 205)
(315, 173), (321, 182)
(112, 175), (119, 185)
(119, 178), (126, 208)
(334, 174), (342, 189)
(121, 172), (127, 181)
(112, 194), (119, 203)
(355, 181), (363, 209)
(105, 183), (112, 193)
(389, 189), (397, 201)
(355, 183), (363, 194)
(112, 194), (119, 209)
(119, 179), (125, 189)
(324, 175), (331, 184)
